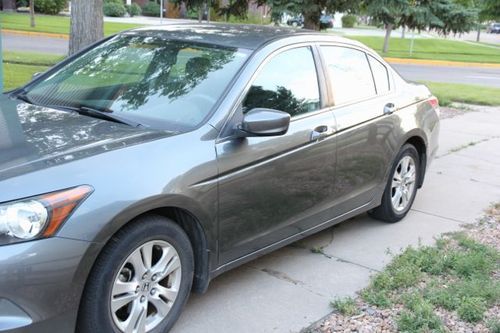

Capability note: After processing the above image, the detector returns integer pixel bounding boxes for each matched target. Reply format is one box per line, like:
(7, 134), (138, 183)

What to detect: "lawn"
(2, 62), (48, 90)
(326, 203), (500, 332)
(347, 36), (500, 64)
(422, 81), (500, 106)
(2, 51), (62, 91)
(0, 12), (141, 36)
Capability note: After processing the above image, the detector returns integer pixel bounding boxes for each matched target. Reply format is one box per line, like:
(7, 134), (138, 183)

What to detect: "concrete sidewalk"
(172, 105), (500, 333)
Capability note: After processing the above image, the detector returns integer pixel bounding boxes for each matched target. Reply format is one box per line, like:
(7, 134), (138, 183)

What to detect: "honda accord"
(0, 24), (439, 333)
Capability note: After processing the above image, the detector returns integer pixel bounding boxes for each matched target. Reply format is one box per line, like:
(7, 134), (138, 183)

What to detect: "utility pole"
(160, 0), (164, 24)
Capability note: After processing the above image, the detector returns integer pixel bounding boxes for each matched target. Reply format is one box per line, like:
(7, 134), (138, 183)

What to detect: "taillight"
(429, 97), (439, 109)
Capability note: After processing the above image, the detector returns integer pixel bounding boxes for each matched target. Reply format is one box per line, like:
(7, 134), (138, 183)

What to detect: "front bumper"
(0, 237), (94, 332)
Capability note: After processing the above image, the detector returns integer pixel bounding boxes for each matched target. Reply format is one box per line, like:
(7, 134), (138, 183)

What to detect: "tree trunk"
(383, 23), (393, 54)
(302, 9), (321, 30)
(401, 25), (405, 38)
(69, 0), (104, 56)
(29, 0), (35, 28)
(207, 0), (210, 22)
(198, 5), (203, 22)
(476, 23), (481, 42)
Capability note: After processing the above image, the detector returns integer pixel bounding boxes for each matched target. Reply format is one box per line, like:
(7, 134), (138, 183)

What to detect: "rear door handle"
(311, 125), (334, 142)
(384, 103), (396, 115)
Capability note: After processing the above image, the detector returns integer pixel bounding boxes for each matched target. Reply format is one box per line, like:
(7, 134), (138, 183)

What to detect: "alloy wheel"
(391, 155), (417, 212)
(110, 240), (182, 333)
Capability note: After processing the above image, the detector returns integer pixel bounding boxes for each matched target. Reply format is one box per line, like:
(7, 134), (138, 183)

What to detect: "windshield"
(23, 33), (250, 131)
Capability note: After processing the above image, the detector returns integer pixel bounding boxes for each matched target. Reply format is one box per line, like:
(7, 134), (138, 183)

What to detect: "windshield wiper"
(15, 91), (35, 105)
(48, 104), (143, 128)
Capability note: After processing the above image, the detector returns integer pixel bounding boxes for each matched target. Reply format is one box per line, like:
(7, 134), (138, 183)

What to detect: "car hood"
(0, 96), (172, 181)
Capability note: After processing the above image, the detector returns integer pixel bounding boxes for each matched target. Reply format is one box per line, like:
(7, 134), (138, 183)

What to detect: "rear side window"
(243, 47), (321, 117)
(320, 46), (376, 105)
(368, 55), (390, 94)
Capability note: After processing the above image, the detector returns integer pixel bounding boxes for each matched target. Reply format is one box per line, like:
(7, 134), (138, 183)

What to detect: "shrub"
(34, 0), (67, 15)
(16, 0), (28, 7)
(397, 294), (444, 332)
(126, 3), (141, 17)
(341, 14), (357, 28)
(330, 297), (358, 316)
(457, 297), (487, 322)
(141, 1), (160, 17)
(103, 2), (126, 17)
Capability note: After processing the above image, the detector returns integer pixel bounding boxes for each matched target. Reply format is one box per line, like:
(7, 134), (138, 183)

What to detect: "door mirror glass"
(238, 108), (290, 137)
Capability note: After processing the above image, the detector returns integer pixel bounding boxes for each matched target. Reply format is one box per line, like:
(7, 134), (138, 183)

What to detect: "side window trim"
(365, 52), (379, 95)
(367, 54), (391, 95)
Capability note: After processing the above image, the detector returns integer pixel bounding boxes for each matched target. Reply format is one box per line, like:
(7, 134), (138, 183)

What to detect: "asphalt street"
(2, 32), (500, 87)
(393, 63), (500, 88)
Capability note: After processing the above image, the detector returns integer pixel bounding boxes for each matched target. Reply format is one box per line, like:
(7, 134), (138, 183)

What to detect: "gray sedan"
(0, 24), (439, 333)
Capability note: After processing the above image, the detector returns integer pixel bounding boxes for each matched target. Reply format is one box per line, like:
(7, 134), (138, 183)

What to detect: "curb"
(1, 29), (68, 40)
(384, 57), (500, 69)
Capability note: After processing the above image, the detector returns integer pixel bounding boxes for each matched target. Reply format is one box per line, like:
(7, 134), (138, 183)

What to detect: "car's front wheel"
(369, 144), (420, 223)
(77, 215), (194, 333)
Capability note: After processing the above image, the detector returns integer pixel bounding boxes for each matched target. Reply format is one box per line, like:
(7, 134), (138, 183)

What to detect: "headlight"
(0, 185), (93, 243)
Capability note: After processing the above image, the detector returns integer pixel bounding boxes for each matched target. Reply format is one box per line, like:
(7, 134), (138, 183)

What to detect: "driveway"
(172, 105), (500, 333)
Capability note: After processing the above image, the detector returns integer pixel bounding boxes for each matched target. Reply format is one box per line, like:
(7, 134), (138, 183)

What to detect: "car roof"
(127, 23), (355, 50)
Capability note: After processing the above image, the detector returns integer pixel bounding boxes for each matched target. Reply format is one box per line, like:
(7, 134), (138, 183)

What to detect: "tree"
(456, 0), (500, 41)
(29, 0), (35, 28)
(69, 0), (104, 56)
(262, 0), (361, 30)
(171, 0), (207, 22)
(365, 0), (409, 53)
(365, 0), (476, 53)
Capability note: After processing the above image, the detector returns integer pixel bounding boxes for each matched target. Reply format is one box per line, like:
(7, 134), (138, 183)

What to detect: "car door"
(319, 45), (397, 214)
(216, 46), (337, 264)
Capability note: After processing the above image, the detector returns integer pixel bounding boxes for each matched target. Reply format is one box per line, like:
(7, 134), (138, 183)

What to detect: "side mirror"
(32, 72), (43, 80)
(237, 108), (290, 137)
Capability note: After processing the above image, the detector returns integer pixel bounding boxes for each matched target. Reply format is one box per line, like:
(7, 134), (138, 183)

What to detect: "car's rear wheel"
(369, 144), (420, 223)
(77, 215), (193, 333)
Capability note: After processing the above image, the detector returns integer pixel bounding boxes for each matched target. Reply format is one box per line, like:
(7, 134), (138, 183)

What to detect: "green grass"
(3, 51), (64, 66)
(347, 36), (500, 64)
(0, 12), (141, 36)
(422, 81), (500, 106)
(360, 232), (500, 332)
(2, 51), (62, 91)
(330, 297), (359, 316)
(3, 62), (49, 90)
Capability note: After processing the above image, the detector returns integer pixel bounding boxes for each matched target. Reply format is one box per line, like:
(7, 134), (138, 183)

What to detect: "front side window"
(243, 47), (320, 118)
(321, 46), (376, 105)
(23, 33), (250, 131)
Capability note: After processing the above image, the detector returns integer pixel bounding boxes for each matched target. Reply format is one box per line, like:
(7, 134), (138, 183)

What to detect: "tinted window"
(321, 46), (376, 105)
(243, 47), (320, 117)
(24, 34), (250, 131)
(368, 55), (390, 94)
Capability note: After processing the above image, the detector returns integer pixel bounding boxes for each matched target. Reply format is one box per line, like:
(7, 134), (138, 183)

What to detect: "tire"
(369, 144), (420, 223)
(77, 215), (194, 333)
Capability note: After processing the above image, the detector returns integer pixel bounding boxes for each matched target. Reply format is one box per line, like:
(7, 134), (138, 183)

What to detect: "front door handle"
(384, 103), (396, 115)
(311, 125), (334, 142)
